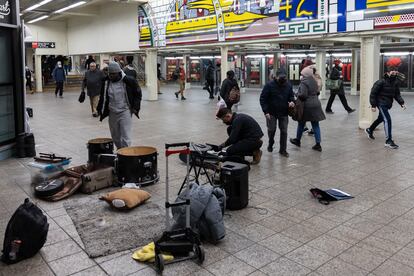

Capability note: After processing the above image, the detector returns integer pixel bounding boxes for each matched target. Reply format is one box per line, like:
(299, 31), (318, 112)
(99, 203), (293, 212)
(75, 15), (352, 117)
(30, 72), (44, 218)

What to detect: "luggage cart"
(154, 142), (204, 274)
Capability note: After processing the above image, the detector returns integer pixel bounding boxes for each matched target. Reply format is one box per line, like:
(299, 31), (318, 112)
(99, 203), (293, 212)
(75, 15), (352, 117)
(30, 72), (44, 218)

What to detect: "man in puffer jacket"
(172, 183), (225, 243)
(365, 70), (406, 149)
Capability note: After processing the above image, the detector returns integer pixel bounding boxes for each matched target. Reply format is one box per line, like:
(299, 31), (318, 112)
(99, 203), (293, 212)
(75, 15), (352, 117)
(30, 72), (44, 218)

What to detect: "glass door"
(0, 29), (15, 145)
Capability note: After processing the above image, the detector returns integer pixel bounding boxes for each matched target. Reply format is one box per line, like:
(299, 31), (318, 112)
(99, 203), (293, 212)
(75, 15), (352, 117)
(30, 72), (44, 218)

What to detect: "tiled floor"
(1, 85), (414, 276)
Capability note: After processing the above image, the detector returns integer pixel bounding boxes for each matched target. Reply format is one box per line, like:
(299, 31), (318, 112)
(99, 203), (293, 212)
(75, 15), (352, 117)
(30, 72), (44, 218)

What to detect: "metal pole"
(185, 144), (190, 229)
(165, 150), (170, 229)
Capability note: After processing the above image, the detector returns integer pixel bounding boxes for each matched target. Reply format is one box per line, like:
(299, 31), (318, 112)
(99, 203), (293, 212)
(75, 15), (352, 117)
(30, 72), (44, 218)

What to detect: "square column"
(351, 49), (359, 95)
(315, 51), (327, 100)
(220, 46), (229, 83)
(359, 36), (380, 129)
(145, 49), (158, 101)
(183, 55), (190, 89)
(35, 54), (43, 93)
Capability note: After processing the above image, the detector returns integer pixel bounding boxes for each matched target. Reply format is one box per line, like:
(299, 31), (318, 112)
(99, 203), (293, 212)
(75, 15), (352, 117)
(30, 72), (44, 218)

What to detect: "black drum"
(87, 138), (114, 164)
(116, 146), (159, 186)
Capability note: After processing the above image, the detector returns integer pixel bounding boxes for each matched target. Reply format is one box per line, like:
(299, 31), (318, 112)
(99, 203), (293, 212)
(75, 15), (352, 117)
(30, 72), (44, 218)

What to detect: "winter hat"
(301, 66), (314, 78)
(108, 61), (122, 74)
(334, 59), (342, 66)
(386, 57), (402, 71)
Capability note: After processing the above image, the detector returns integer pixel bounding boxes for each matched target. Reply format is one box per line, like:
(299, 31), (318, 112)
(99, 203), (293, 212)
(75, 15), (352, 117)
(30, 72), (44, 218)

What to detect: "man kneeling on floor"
(216, 108), (263, 164)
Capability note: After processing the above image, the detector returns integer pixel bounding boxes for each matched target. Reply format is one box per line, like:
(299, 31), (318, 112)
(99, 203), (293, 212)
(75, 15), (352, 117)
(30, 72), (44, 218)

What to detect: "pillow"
(100, 189), (151, 209)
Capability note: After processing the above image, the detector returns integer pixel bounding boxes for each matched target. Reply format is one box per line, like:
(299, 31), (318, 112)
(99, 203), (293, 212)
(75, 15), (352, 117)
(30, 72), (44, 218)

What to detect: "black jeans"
(26, 78), (32, 90)
(266, 115), (288, 152)
(326, 92), (352, 112)
(207, 79), (214, 98)
(55, 81), (64, 96)
(369, 105), (393, 141)
(226, 126), (262, 156)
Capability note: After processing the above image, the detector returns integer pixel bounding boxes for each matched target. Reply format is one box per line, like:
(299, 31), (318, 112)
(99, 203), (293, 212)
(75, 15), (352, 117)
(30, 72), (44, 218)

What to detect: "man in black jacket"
(220, 70), (239, 109)
(365, 70), (406, 149)
(216, 108), (263, 164)
(82, 62), (105, 117)
(97, 62), (142, 149)
(206, 60), (215, 99)
(260, 68), (295, 157)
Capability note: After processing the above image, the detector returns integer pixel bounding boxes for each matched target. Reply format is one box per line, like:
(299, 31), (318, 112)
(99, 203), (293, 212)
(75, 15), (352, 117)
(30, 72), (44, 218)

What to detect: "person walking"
(325, 59), (355, 114)
(206, 60), (215, 99)
(52, 61), (66, 98)
(85, 55), (95, 70)
(260, 68), (295, 157)
(25, 66), (33, 93)
(365, 70), (406, 149)
(97, 62), (142, 149)
(290, 66), (326, 151)
(82, 62), (105, 117)
(174, 63), (186, 100)
(123, 56), (137, 80)
(220, 70), (239, 109)
(157, 63), (163, 94)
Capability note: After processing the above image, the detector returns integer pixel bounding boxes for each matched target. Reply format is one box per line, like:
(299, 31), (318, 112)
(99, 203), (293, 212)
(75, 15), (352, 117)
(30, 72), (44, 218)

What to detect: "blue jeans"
(369, 105), (392, 141)
(297, 121), (321, 144)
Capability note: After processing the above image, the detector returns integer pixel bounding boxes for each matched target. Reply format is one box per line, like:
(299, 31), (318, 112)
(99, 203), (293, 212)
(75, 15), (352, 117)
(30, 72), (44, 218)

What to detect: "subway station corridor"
(1, 86), (414, 275)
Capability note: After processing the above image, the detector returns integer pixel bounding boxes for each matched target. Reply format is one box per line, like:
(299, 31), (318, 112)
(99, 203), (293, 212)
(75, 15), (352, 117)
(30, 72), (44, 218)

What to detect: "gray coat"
(297, 77), (326, 122)
(172, 183), (225, 243)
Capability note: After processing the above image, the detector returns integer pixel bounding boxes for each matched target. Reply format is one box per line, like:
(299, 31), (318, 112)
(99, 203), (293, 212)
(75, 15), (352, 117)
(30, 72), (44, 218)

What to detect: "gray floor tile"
(307, 234), (353, 256)
(258, 233), (303, 255)
(216, 231), (254, 254)
(338, 245), (388, 271)
(316, 258), (368, 276)
(234, 244), (280, 269)
(71, 265), (107, 276)
(41, 238), (82, 262)
(285, 245), (332, 270)
(257, 214), (297, 233)
(260, 257), (311, 276)
(373, 259), (414, 276)
(100, 253), (147, 275)
(326, 225), (369, 244)
(390, 246), (414, 268)
(281, 223), (324, 243)
(205, 255), (255, 276)
(237, 223), (275, 242)
(45, 228), (71, 246)
(200, 243), (229, 267)
(49, 251), (96, 275)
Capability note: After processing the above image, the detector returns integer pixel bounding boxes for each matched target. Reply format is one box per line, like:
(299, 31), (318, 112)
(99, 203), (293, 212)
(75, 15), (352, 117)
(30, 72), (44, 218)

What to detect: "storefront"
(0, 1), (25, 160)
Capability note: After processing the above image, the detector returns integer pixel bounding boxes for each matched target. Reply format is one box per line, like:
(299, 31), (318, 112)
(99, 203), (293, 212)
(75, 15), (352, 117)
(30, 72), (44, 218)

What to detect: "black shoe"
(303, 127), (309, 133)
(181, 96), (186, 100)
(267, 145), (273, 152)
(209, 96), (214, 99)
(308, 129), (314, 136)
(175, 92), (179, 99)
(158, 92), (163, 94)
(312, 143), (322, 152)
(92, 113), (98, 117)
(385, 140), (399, 149)
(289, 138), (301, 147)
(325, 110), (334, 114)
(365, 128), (375, 140)
(347, 109), (356, 114)
(279, 151), (289, 157)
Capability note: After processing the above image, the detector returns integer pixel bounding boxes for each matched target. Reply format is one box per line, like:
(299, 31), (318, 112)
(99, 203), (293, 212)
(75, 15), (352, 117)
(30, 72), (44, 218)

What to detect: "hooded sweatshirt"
(108, 71), (129, 113)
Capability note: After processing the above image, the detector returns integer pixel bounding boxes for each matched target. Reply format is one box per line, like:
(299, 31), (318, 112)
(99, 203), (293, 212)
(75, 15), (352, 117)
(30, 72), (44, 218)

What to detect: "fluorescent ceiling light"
(54, 1), (86, 13)
(28, 15), (49, 24)
(383, 52), (410, 56)
(246, 55), (264, 58)
(25, 0), (54, 12)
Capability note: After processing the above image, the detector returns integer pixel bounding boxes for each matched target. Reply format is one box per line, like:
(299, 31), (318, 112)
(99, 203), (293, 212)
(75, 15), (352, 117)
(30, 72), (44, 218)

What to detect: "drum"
(87, 138), (114, 164)
(116, 146), (159, 186)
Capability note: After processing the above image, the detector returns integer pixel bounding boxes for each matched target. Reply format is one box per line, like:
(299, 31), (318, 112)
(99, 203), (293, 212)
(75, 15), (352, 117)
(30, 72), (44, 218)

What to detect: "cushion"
(100, 189), (151, 209)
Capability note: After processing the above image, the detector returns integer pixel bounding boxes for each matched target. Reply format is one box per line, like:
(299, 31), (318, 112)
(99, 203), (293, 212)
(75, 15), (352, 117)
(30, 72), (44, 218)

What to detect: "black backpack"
(2, 199), (49, 264)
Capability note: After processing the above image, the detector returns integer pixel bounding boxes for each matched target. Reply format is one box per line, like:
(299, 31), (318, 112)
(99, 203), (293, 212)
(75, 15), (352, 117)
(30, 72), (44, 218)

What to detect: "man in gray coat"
(82, 62), (105, 117)
(97, 62), (142, 149)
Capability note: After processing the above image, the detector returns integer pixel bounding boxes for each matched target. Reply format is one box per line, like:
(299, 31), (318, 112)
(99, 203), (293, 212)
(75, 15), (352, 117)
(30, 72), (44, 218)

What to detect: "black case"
(220, 161), (249, 210)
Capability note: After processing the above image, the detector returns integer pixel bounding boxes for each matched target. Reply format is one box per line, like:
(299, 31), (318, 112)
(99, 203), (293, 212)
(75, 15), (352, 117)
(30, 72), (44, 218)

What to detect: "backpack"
(228, 86), (240, 104)
(172, 68), (179, 81)
(2, 199), (49, 264)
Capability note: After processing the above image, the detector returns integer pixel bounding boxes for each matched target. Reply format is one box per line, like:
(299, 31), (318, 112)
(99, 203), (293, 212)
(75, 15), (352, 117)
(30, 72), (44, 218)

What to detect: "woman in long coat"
(290, 66), (326, 151)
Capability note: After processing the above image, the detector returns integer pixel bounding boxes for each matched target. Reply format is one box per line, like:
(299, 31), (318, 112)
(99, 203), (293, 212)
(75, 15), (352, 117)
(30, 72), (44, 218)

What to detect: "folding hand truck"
(154, 142), (205, 274)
